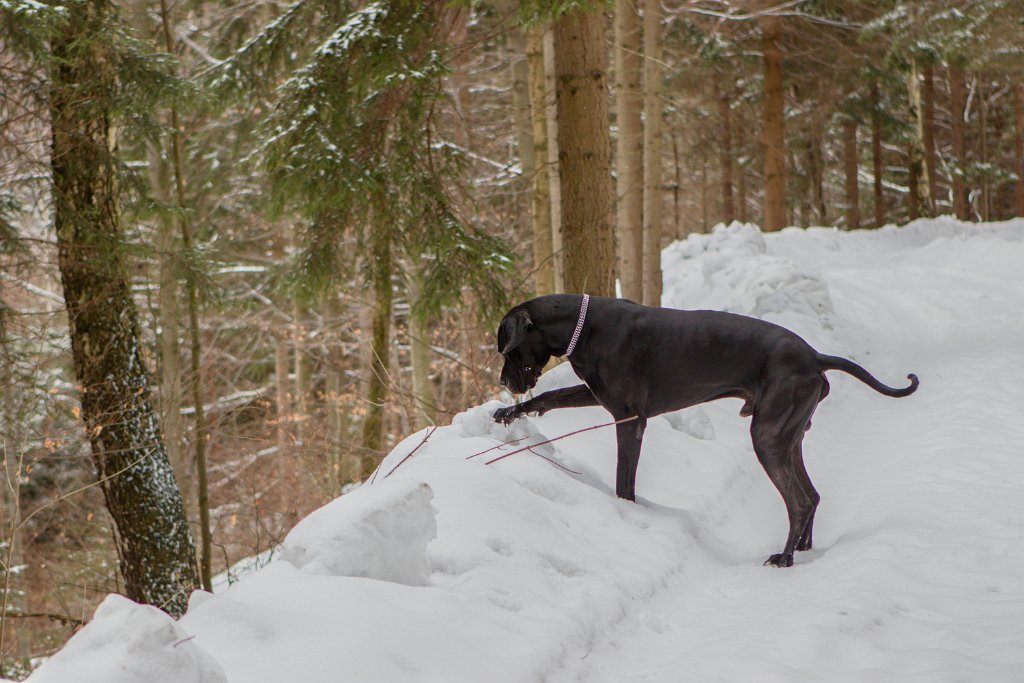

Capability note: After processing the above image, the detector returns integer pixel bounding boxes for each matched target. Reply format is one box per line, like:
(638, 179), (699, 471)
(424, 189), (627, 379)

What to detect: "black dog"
(492, 294), (918, 567)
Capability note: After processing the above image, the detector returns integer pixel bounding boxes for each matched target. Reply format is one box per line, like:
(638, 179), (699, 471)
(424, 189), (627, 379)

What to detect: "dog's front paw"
(763, 552), (794, 568)
(493, 405), (521, 426)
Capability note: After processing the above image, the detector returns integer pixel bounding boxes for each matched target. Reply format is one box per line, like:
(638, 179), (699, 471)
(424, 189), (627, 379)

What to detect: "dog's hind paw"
(764, 553), (794, 568)
(492, 406), (520, 426)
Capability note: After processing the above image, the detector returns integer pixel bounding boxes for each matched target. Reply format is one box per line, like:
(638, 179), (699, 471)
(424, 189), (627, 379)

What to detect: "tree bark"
(50, 0), (198, 616)
(760, 12), (786, 232)
(949, 63), (969, 219)
(843, 118), (860, 229)
(614, 0), (643, 301)
(526, 26), (555, 296)
(871, 80), (885, 228)
(553, 7), (615, 296)
(641, 0), (663, 306)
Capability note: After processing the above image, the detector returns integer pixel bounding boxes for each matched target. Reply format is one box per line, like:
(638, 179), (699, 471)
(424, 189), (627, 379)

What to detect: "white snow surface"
(28, 217), (1024, 682)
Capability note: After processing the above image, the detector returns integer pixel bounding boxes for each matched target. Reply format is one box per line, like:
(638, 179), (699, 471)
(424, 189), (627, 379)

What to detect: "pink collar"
(565, 294), (590, 356)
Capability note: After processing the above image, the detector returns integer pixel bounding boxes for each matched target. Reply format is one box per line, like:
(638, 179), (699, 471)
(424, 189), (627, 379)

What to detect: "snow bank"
(27, 217), (1024, 683)
(28, 595), (225, 683)
(281, 478), (435, 585)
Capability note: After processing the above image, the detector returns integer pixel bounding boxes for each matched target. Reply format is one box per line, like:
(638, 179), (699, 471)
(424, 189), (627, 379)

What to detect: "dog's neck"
(527, 294), (591, 357)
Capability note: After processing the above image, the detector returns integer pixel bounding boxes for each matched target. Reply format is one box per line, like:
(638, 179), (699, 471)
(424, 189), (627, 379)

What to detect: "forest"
(0, 0), (1022, 676)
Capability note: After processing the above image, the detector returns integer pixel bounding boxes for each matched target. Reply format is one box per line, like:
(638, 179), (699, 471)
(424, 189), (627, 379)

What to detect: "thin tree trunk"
(1015, 82), (1024, 217)
(717, 75), (736, 224)
(949, 63), (969, 219)
(843, 118), (860, 229)
(872, 80), (885, 228)
(922, 62), (938, 212)
(808, 113), (826, 225)
(132, 0), (186, 507)
(760, 11), (786, 232)
(159, 0), (212, 592)
(672, 132), (683, 239)
(907, 58), (929, 219)
(641, 0), (663, 306)
(50, 0), (198, 616)
(738, 157), (749, 224)
(614, 0), (643, 301)
(0, 298), (26, 658)
(553, 6), (615, 296)
(324, 290), (346, 494)
(544, 27), (564, 293)
(361, 218), (392, 467)
(526, 25), (555, 296)
(272, 232), (292, 466)
(979, 75), (990, 221)
(408, 273), (436, 429)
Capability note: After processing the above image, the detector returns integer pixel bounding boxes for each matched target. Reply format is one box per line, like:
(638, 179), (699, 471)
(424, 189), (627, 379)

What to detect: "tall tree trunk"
(159, 0), (212, 592)
(50, 0), (197, 616)
(922, 62), (938, 212)
(527, 26), (555, 296)
(843, 118), (860, 229)
(872, 80), (885, 228)
(717, 75), (736, 224)
(949, 63), (969, 220)
(614, 0), (643, 301)
(907, 58), (929, 219)
(553, 7), (615, 296)
(641, 0), (663, 306)
(272, 231), (292, 478)
(760, 12), (786, 232)
(1015, 82), (1024, 217)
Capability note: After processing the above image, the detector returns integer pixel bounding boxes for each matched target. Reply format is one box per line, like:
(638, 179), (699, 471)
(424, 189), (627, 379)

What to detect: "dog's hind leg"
(614, 417), (646, 502)
(792, 442), (820, 551)
(750, 380), (821, 568)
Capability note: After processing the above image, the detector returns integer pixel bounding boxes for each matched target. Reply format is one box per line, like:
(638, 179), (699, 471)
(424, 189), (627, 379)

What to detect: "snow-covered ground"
(26, 218), (1024, 682)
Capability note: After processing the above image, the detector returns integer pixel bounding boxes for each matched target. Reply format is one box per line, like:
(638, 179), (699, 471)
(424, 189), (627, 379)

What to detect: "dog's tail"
(816, 354), (919, 398)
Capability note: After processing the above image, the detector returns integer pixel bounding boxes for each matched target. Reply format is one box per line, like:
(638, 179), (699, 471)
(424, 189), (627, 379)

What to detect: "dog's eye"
(524, 366), (533, 373)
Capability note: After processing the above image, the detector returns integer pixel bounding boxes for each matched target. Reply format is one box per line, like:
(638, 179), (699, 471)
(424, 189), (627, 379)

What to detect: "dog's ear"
(498, 309), (532, 355)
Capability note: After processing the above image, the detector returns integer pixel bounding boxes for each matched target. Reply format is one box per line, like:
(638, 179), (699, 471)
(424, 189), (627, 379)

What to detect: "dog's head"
(496, 308), (551, 394)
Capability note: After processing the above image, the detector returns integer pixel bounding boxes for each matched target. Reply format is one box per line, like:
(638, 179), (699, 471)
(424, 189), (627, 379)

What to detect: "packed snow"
(26, 218), (1024, 682)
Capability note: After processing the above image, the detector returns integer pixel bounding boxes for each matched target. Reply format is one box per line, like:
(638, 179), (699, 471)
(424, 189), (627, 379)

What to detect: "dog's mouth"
(502, 365), (540, 394)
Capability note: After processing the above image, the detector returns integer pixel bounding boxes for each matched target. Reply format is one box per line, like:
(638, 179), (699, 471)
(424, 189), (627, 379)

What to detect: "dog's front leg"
(493, 384), (599, 425)
(614, 417), (646, 501)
